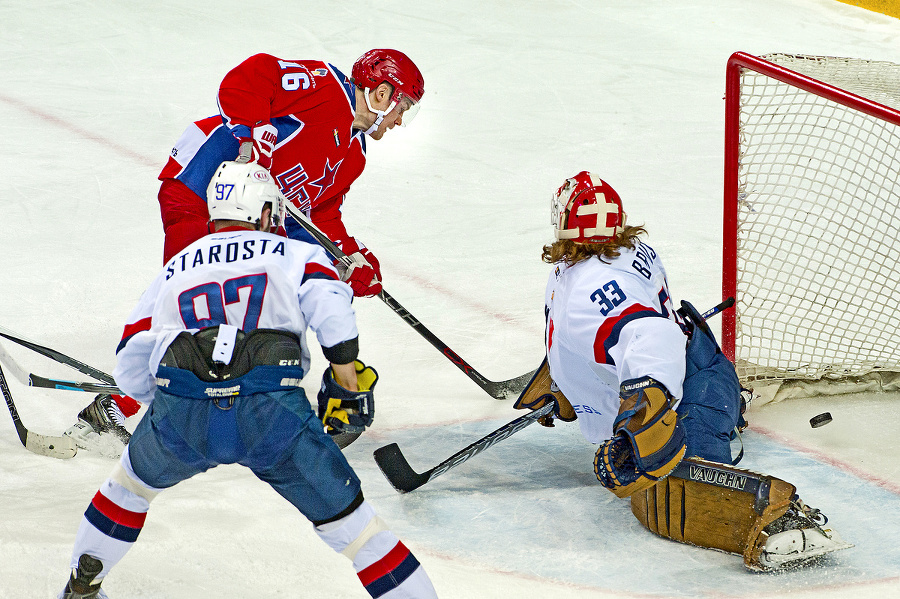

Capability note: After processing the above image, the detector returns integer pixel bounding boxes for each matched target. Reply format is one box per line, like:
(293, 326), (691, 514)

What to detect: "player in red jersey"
(159, 49), (424, 299)
(66, 50), (424, 455)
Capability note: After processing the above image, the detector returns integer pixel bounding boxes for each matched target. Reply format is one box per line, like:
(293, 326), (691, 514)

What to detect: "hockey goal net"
(722, 52), (900, 399)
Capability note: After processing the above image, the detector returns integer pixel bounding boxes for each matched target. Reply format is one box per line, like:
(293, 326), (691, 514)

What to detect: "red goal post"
(722, 51), (900, 396)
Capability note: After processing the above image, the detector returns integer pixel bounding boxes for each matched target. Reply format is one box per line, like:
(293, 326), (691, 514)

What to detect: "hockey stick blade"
(0, 362), (76, 459)
(28, 374), (121, 394)
(284, 204), (533, 400)
(374, 402), (555, 493)
(0, 325), (115, 383)
(373, 443), (431, 493)
(22, 428), (78, 459)
(0, 341), (121, 394)
(480, 368), (537, 400)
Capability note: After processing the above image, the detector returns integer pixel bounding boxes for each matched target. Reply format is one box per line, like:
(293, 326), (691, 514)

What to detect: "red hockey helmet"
(351, 49), (425, 105)
(551, 171), (625, 243)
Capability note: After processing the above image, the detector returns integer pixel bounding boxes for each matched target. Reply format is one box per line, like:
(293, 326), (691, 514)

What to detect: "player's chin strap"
(362, 87), (398, 135)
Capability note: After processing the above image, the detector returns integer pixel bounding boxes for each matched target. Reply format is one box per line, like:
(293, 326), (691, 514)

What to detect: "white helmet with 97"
(206, 161), (285, 232)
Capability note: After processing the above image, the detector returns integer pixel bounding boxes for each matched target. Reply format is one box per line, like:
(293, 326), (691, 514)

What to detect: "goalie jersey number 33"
(544, 240), (687, 444)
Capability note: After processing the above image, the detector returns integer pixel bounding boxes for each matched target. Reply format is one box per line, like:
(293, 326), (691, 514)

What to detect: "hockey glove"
(512, 358), (576, 427)
(342, 248), (383, 298)
(594, 376), (686, 497)
(235, 122), (277, 170)
(317, 360), (378, 435)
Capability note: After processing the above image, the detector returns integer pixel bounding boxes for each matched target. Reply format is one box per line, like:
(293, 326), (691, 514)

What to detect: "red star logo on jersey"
(307, 159), (342, 202)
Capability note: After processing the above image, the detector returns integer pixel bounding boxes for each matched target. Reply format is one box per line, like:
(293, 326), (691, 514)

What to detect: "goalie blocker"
(632, 457), (852, 571)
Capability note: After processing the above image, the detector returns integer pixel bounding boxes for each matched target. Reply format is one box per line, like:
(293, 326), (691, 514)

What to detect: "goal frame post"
(722, 51), (900, 365)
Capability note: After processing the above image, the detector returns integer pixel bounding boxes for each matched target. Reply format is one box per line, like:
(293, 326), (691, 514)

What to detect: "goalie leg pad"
(630, 457), (851, 569)
(630, 460), (789, 556)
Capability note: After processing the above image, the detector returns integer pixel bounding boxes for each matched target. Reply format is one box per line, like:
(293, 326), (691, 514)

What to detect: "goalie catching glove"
(317, 360), (378, 435)
(594, 376), (686, 498)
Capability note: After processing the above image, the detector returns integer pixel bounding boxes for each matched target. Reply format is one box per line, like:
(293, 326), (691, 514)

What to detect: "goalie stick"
(0, 361), (77, 459)
(285, 205), (535, 400)
(374, 402), (555, 493)
(374, 297), (737, 493)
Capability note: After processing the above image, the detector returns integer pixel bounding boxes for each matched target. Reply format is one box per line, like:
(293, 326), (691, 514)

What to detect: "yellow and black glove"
(317, 360), (378, 435)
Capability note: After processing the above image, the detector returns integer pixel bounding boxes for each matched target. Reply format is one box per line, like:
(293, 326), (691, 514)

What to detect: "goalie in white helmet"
(58, 161), (438, 599)
(515, 170), (852, 571)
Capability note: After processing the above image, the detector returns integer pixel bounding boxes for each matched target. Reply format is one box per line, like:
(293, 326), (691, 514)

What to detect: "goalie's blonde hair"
(542, 225), (647, 266)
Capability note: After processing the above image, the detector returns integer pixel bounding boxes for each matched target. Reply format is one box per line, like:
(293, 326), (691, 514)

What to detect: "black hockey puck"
(809, 412), (833, 428)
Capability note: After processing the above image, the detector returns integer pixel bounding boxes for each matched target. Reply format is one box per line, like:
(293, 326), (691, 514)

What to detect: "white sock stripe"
(109, 463), (159, 503)
(109, 447), (162, 503)
(340, 515), (389, 562)
(315, 501), (375, 545)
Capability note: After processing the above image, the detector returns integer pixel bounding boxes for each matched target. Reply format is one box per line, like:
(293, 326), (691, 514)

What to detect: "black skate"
(59, 554), (108, 599)
(64, 394), (131, 458)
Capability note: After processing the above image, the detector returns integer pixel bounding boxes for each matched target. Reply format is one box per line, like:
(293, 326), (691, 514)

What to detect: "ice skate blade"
(64, 422), (125, 459)
(757, 528), (854, 571)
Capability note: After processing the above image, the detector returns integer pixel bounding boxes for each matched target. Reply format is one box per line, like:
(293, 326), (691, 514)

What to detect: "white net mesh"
(734, 54), (900, 387)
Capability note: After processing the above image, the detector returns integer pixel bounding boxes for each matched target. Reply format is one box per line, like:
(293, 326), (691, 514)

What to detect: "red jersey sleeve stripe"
(158, 155), (184, 180)
(593, 303), (665, 365)
(301, 262), (339, 285)
(117, 317), (152, 354)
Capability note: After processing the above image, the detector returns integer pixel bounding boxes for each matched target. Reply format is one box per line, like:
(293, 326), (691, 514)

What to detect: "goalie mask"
(352, 48), (425, 132)
(551, 171), (625, 243)
(207, 161), (285, 232)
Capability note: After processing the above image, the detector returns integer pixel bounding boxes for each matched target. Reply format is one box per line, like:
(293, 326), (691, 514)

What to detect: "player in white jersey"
(58, 161), (438, 599)
(537, 171), (695, 494)
(515, 171), (851, 570)
(544, 226), (686, 446)
(65, 49), (426, 457)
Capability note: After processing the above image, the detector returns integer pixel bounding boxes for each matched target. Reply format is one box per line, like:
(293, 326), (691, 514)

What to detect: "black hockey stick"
(374, 402), (554, 493)
(285, 205), (535, 399)
(699, 296), (735, 320)
(0, 361), (77, 458)
(24, 375), (120, 394)
(0, 326), (115, 384)
(374, 298), (737, 493)
(0, 341), (121, 394)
